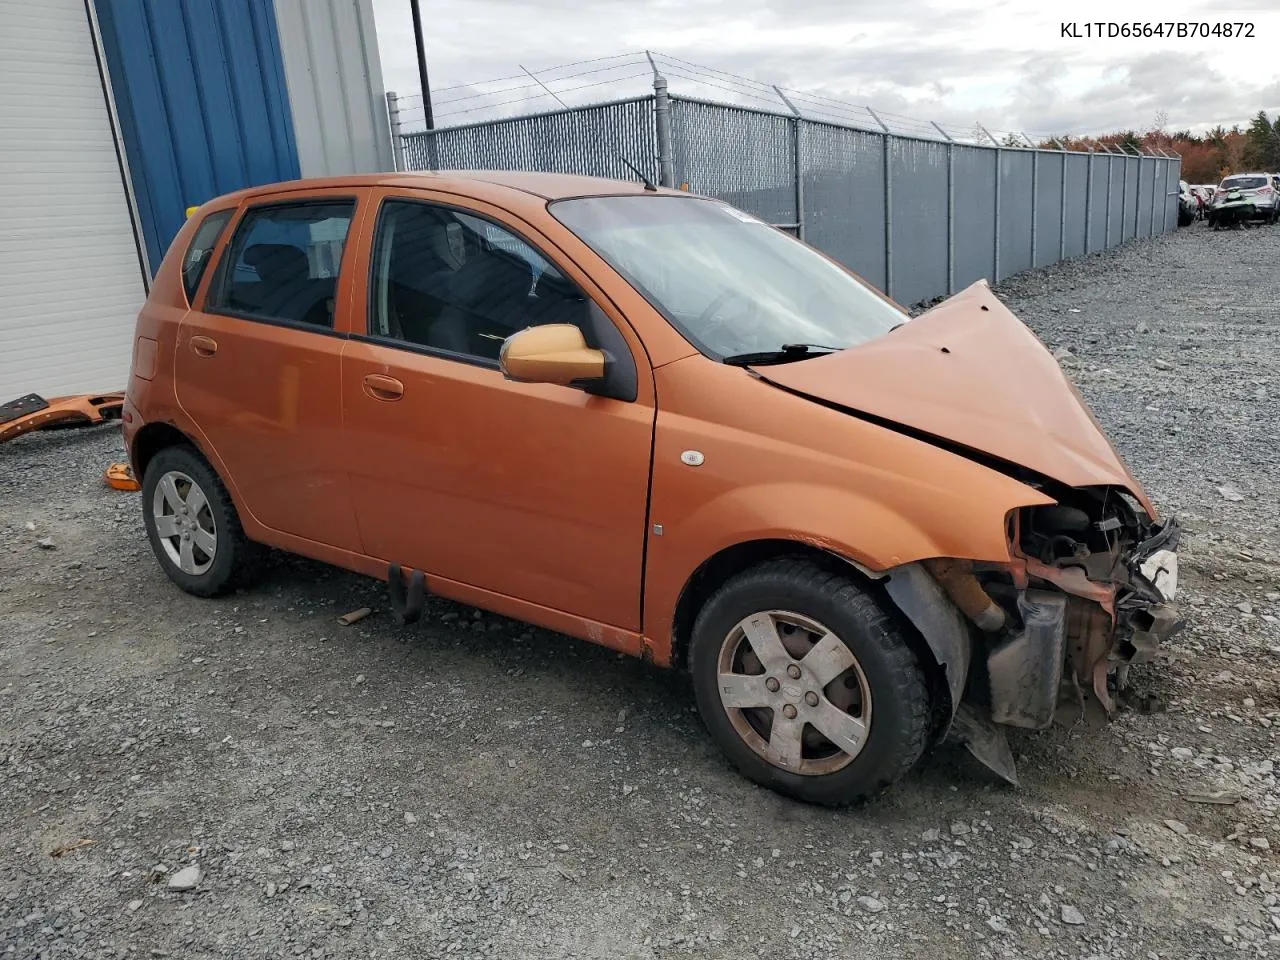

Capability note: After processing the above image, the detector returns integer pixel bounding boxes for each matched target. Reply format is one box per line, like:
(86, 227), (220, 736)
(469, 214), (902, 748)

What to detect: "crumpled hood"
(752, 281), (1155, 516)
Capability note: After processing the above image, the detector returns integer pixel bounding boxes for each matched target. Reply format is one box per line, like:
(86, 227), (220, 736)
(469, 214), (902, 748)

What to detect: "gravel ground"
(3, 219), (1279, 959)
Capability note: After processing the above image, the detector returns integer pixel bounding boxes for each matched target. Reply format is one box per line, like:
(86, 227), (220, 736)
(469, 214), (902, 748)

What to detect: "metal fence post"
(1058, 148), (1067, 260)
(774, 86), (805, 241)
(932, 122), (956, 295)
(1084, 149), (1094, 254)
(1130, 149), (1139, 237)
(867, 107), (892, 298)
(1125, 147), (1137, 239)
(644, 52), (676, 187)
(1107, 149), (1116, 246)
(1030, 147), (1039, 266)
(652, 77), (675, 188)
(1149, 154), (1158, 237)
(977, 125), (1000, 281)
(386, 91), (406, 172)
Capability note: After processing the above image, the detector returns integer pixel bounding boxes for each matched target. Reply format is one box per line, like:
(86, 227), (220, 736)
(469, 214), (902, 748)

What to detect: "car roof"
(215, 170), (687, 205)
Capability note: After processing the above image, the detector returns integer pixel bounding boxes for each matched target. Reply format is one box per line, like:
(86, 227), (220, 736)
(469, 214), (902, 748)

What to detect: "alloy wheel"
(151, 469), (217, 575)
(716, 610), (872, 776)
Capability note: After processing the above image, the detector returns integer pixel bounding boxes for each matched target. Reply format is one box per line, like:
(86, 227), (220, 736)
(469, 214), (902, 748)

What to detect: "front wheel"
(689, 559), (932, 805)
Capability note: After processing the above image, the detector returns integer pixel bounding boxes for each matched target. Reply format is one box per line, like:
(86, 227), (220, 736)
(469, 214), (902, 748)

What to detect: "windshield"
(550, 195), (905, 359)
(1222, 176), (1267, 190)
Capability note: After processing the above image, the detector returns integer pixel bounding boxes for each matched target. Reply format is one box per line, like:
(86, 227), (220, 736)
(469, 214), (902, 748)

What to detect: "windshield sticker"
(717, 204), (766, 224)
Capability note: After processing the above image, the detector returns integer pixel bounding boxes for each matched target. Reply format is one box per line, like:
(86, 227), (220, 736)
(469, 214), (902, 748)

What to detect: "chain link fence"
(401, 96), (657, 182)
(397, 89), (1181, 306)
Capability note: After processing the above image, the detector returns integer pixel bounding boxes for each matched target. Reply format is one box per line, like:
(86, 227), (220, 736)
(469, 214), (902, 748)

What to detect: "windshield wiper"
(721, 343), (841, 366)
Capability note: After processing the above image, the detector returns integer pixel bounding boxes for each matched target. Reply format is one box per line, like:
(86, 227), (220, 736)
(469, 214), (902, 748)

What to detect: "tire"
(689, 558), (931, 805)
(141, 444), (254, 598)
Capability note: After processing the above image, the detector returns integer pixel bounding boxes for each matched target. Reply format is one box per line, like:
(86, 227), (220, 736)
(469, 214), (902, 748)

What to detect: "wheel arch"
(130, 422), (248, 524)
(129, 421), (194, 479)
(669, 538), (957, 743)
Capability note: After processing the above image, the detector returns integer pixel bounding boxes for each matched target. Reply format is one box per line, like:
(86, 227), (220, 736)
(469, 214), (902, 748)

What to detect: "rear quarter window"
(181, 211), (234, 304)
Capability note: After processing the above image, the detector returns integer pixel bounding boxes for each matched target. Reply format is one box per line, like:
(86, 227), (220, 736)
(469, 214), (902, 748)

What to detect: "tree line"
(1036, 111), (1280, 184)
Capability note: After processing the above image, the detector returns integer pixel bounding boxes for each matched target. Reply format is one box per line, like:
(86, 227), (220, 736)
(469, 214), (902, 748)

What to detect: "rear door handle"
(362, 374), (404, 401)
(190, 335), (218, 358)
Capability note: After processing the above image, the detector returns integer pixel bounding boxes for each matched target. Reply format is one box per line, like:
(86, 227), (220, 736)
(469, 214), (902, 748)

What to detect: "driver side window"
(368, 199), (592, 363)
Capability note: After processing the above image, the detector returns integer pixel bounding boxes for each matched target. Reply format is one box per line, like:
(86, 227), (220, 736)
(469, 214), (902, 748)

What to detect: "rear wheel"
(142, 445), (254, 597)
(689, 559), (932, 805)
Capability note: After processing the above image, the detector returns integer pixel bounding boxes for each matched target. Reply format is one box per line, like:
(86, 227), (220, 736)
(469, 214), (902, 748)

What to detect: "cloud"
(1001, 51), (1280, 135)
(371, 0), (1280, 136)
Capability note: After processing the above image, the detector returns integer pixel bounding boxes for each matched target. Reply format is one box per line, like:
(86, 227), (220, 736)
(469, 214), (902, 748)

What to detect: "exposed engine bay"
(885, 484), (1181, 785)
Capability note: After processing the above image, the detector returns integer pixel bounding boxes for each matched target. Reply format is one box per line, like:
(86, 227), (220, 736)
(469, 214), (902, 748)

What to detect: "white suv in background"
(1215, 173), (1280, 224)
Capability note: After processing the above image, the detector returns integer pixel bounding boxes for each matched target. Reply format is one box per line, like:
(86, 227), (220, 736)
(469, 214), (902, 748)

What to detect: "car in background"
(1190, 185), (1216, 218)
(1177, 181), (1197, 226)
(1213, 174), (1279, 224)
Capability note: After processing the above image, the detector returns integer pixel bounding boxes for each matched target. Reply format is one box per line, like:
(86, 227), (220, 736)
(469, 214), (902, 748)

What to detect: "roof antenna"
(618, 155), (658, 192)
(520, 63), (658, 191)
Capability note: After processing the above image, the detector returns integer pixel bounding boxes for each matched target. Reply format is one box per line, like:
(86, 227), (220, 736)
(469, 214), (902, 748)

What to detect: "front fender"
(642, 479), (1045, 665)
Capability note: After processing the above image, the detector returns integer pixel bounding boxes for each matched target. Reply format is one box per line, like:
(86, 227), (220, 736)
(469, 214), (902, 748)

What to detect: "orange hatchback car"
(124, 172), (1179, 804)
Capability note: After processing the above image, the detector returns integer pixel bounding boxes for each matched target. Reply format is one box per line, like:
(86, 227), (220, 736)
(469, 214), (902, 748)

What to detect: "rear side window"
(208, 200), (355, 328)
(181, 211), (232, 303)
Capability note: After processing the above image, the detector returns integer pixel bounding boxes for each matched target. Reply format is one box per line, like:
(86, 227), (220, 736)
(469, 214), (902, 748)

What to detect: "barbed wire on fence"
(391, 49), (1159, 155)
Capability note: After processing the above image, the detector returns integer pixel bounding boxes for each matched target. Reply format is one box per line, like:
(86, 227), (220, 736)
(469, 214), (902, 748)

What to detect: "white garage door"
(0, 0), (147, 401)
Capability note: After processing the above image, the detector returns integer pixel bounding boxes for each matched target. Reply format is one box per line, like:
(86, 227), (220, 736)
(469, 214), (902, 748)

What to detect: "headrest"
(243, 244), (308, 283)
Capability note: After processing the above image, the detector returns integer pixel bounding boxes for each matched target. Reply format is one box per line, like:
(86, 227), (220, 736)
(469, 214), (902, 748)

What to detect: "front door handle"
(190, 335), (218, 358)
(362, 374), (404, 401)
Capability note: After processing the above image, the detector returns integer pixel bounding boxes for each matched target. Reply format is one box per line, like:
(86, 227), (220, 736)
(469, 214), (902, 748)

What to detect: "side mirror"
(499, 324), (606, 386)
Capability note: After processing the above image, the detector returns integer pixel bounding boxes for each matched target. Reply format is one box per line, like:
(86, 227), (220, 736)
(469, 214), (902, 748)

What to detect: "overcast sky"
(371, 0), (1280, 137)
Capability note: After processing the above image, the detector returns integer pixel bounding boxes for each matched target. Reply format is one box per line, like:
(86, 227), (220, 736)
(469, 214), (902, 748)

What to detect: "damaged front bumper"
(882, 515), (1183, 785)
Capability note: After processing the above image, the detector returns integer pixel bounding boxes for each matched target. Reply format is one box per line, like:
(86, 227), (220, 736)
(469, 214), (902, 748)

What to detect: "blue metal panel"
(94, 0), (300, 272)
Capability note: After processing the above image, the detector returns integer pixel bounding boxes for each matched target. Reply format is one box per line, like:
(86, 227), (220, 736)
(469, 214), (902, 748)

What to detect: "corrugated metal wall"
(93, 0), (301, 271)
(273, 0), (392, 177)
(0, 0), (148, 399)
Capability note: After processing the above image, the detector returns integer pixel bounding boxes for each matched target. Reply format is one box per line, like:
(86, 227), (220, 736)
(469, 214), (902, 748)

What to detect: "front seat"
(426, 232), (534, 358)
